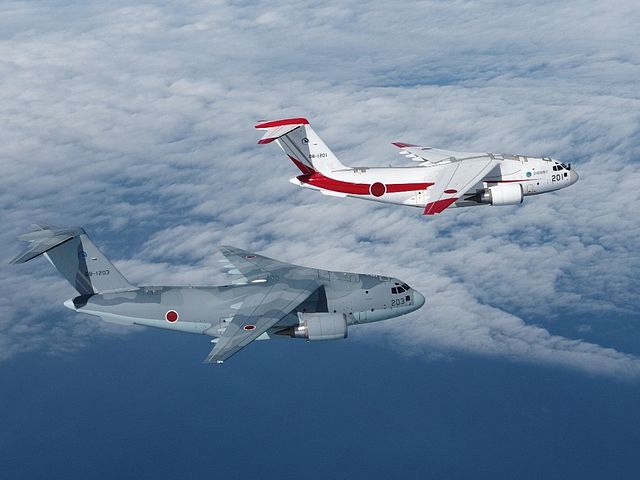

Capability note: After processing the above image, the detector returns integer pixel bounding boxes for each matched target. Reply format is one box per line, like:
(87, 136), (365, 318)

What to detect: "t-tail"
(10, 225), (136, 295)
(255, 117), (348, 175)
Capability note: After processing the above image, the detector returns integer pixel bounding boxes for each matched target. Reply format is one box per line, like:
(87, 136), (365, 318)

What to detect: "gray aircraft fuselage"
(67, 268), (425, 340)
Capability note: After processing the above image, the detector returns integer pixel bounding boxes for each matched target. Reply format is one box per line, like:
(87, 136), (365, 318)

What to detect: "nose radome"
(413, 291), (426, 310)
(569, 170), (579, 185)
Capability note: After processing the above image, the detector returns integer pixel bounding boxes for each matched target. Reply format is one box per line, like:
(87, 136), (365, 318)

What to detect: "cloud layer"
(1, 0), (639, 377)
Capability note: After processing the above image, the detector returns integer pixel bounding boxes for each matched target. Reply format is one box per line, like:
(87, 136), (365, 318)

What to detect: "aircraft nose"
(413, 291), (426, 310)
(569, 169), (579, 185)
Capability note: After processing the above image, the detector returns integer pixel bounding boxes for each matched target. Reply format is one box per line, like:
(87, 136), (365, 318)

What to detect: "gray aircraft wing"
(218, 245), (303, 282)
(204, 247), (317, 363)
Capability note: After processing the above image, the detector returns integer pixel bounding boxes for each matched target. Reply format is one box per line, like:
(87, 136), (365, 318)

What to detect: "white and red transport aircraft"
(256, 118), (578, 215)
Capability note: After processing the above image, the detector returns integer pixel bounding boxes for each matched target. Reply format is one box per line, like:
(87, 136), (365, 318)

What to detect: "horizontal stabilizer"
(11, 225), (86, 264)
(255, 118), (309, 144)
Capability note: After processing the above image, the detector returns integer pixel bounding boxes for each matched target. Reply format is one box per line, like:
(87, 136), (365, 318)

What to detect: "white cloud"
(1, 0), (639, 378)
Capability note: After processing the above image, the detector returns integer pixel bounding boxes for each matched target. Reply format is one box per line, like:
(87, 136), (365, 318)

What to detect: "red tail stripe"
(287, 155), (315, 175)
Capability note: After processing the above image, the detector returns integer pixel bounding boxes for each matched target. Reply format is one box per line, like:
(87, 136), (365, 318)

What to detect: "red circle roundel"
(370, 182), (386, 197)
(243, 325), (256, 331)
(165, 310), (179, 323)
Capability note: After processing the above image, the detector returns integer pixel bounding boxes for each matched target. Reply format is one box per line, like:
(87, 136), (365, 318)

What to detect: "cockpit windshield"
(391, 282), (411, 294)
(553, 162), (570, 171)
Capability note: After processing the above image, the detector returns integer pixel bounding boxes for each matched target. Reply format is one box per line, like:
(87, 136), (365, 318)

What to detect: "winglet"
(424, 198), (458, 215)
(392, 142), (419, 148)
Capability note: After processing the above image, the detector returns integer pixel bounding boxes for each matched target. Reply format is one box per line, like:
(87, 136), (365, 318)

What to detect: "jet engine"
(480, 183), (523, 206)
(286, 312), (348, 341)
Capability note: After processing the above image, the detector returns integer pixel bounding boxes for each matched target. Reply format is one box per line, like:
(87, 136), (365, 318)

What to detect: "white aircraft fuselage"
(291, 154), (578, 209)
(256, 118), (578, 215)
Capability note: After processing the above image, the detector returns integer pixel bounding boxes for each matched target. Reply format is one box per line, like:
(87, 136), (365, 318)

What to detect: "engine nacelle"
(481, 183), (523, 206)
(290, 312), (348, 341)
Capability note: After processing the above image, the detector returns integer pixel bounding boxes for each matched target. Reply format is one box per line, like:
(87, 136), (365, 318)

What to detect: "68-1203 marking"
(84, 269), (110, 277)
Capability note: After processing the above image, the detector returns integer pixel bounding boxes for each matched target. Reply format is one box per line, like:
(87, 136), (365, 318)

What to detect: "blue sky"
(1, 0), (639, 478)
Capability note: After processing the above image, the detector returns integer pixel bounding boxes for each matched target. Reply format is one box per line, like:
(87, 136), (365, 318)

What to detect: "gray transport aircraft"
(12, 225), (425, 363)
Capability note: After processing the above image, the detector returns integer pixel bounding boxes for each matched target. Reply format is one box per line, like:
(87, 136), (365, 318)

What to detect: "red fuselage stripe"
(297, 173), (433, 195)
(386, 182), (435, 193)
(487, 179), (536, 183)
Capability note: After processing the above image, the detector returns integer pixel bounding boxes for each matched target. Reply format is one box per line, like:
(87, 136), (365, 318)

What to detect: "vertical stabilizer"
(255, 118), (348, 175)
(11, 225), (135, 294)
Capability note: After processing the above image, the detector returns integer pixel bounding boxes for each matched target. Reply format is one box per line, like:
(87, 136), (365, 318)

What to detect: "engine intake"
(481, 183), (523, 206)
(288, 312), (348, 341)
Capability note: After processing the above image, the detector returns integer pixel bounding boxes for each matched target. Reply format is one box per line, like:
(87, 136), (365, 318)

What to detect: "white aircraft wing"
(205, 247), (317, 363)
(423, 157), (499, 215)
(392, 142), (485, 164)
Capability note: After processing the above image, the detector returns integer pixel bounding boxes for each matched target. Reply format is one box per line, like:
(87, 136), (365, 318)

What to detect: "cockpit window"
(392, 283), (411, 294)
